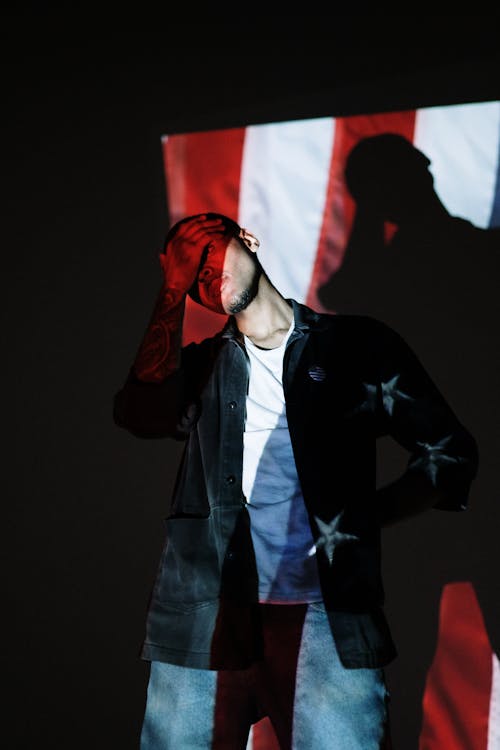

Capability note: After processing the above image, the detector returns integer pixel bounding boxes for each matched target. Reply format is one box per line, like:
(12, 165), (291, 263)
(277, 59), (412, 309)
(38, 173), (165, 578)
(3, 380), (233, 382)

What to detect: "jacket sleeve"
(113, 341), (203, 440)
(374, 319), (479, 511)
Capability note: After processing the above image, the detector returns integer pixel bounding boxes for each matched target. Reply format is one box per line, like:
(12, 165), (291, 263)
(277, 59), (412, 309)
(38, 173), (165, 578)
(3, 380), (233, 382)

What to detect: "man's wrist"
(161, 286), (188, 308)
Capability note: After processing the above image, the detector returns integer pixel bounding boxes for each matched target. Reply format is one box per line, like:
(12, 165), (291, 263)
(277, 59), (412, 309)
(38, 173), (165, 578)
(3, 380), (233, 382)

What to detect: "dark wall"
(3, 20), (499, 749)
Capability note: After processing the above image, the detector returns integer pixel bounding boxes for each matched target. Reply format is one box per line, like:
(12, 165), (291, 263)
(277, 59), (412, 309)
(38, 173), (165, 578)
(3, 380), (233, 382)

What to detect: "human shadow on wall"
(317, 133), (500, 747)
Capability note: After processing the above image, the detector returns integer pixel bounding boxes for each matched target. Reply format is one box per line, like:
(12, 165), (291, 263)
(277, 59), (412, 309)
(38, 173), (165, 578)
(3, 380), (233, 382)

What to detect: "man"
(113, 212), (479, 749)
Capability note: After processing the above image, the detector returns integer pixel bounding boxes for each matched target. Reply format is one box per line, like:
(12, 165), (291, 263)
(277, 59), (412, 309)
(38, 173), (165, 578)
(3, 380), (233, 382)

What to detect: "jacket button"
(228, 401), (237, 409)
(225, 475), (236, 485)
(227, 550), (234, 559)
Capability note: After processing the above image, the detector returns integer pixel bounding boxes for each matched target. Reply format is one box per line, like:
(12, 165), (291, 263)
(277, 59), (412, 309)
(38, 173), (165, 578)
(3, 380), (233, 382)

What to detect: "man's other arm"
(373, 321), (479, 527)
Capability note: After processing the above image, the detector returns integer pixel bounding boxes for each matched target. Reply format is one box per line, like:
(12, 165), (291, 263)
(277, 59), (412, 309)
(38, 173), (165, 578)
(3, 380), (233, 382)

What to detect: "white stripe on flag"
(246, 725), (253, 750)
(238, 117), (335, 303)
(414, 101), (500, 229)
(488, 652), (500, 750)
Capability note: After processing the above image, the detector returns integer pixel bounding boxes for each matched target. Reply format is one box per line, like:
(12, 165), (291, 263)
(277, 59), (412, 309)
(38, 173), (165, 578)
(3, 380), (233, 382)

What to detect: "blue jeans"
(140, 602), (391, 749)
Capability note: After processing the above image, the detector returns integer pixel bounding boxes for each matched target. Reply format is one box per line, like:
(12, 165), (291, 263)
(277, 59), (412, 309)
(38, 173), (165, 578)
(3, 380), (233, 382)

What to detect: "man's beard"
(227, 266), (262, 314)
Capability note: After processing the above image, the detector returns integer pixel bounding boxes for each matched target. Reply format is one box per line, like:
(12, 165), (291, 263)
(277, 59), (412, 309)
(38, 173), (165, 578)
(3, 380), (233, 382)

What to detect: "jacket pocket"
(154, 516), (220, 604)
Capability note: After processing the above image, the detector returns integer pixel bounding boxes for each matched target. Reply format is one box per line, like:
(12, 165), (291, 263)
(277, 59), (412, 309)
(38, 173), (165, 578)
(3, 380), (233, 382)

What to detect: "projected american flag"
(161, 100), (500, 749)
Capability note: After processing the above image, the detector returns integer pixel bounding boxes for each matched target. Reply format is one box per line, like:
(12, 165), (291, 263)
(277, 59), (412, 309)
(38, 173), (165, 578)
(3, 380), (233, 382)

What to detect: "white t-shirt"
(242, 317), (322, 603)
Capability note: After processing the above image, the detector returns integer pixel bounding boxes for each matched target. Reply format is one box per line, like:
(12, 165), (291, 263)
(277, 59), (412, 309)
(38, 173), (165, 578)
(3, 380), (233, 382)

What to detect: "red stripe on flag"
(162, 129), (246, 344)
(419, 582), (493, 749)
(252, 717), (281, 749)
(306, 111), (416, 311)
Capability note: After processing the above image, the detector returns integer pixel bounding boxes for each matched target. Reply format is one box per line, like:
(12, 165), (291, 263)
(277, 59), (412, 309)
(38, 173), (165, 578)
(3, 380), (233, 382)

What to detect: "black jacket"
(114, 300), (479, 669)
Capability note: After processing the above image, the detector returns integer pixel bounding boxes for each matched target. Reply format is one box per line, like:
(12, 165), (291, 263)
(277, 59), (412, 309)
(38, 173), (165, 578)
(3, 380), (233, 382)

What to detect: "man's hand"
(160, 215), (225, 294)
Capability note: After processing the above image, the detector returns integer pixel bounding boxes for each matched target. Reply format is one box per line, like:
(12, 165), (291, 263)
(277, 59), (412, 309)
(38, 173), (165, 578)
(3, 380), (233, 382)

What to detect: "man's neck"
(234, 277), (293, 349)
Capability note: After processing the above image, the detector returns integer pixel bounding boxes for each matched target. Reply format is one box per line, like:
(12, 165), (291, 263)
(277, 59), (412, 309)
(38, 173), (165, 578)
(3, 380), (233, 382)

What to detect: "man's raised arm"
(113, 215), (223, 438)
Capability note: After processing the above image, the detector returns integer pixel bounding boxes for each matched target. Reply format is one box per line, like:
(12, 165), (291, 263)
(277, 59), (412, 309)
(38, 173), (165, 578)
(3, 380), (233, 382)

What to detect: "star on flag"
(411, 434), (458, 483)
(308, 511), (359, 564)
(381, 374), (414, 416)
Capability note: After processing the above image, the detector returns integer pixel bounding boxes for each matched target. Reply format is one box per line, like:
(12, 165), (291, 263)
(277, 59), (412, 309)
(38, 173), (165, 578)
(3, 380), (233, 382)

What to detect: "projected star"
(381, 374), (414, 416)
(412, 434), (457, 483)
(308, 511), (359, 565)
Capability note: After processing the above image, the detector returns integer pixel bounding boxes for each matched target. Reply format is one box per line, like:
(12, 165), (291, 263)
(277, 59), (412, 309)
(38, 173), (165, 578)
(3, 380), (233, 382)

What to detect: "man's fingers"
(177, 216), (224, 241)
(166, 228), (227, 257)
(163, 217), (229, 259)
(185, 227), (227, 248)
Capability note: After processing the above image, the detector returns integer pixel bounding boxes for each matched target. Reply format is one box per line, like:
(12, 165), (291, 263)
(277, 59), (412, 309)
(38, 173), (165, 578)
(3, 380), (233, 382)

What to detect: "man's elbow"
(113, 388), (173, 439)
(112, 384), (196, 440)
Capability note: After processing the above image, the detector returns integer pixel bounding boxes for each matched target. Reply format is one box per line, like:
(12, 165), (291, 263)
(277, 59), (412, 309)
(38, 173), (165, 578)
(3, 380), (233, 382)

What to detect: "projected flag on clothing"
(161, 100), (500, 749)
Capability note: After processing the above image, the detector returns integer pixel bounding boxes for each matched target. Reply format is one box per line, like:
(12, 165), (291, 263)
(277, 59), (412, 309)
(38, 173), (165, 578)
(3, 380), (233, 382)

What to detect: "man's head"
(164, 212), (262, 315)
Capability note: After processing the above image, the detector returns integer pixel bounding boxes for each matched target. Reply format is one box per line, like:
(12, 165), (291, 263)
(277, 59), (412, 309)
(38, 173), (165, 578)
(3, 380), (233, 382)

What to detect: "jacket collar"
(220, 298), (330, 341)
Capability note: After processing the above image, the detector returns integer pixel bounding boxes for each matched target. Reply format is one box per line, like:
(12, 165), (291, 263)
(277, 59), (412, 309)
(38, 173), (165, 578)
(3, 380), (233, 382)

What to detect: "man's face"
(196, 232), (262, 315)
